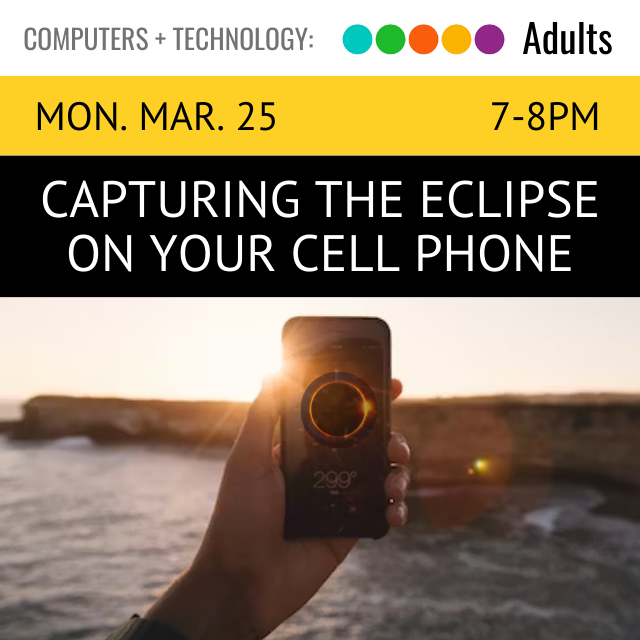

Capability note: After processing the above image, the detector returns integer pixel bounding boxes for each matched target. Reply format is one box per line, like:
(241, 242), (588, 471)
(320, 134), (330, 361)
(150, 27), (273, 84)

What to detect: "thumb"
(229, 375), (280, 469)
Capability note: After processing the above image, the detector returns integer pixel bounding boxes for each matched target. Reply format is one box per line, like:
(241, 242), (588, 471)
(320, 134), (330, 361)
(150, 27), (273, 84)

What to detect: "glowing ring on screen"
(301, 372), (377, 448)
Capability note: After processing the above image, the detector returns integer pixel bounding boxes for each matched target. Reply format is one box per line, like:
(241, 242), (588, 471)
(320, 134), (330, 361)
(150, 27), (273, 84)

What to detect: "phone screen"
(281, 318), (390, 538)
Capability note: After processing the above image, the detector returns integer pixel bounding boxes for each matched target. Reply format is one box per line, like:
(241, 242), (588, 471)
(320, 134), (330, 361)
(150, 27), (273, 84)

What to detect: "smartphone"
(281, 316), (391, 538)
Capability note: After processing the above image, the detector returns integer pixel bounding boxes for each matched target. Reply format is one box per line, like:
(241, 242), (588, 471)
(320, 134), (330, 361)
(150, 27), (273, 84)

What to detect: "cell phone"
(281, 316), (391, 538)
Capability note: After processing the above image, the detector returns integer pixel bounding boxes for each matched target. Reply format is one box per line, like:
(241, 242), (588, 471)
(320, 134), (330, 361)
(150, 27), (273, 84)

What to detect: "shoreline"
(3, 434), (638, 525)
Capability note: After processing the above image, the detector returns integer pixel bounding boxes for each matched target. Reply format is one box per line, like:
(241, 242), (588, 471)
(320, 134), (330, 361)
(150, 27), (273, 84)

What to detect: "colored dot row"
(343, 24), (505, 55)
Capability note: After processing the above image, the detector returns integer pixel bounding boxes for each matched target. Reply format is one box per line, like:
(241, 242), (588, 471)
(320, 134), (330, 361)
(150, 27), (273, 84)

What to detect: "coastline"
(3, 431), (638, 527)
(4, 392), (640, 493)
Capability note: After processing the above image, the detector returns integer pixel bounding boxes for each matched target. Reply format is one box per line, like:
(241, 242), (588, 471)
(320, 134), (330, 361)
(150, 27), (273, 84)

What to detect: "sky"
(0, 297), (639, 403)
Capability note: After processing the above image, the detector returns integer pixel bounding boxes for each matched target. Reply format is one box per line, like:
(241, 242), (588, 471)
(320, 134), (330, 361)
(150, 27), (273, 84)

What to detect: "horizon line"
(4, 389), (640, 406)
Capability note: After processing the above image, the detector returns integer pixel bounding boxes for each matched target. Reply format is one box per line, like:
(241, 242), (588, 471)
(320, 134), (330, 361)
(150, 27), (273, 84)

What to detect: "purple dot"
(475, 24), (504, 54)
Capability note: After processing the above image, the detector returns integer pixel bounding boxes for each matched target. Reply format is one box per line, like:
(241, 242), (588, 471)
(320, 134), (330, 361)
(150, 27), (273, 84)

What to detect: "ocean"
(0, 436), (639, 640)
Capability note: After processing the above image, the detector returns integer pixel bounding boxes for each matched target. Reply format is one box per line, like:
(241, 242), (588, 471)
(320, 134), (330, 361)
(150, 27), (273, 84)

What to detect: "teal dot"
(376, 24), (405, 54)
(343, 25), (372, 54)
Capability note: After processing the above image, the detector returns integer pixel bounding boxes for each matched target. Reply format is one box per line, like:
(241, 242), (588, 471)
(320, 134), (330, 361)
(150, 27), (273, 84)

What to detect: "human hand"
(146, 377), (410, 640)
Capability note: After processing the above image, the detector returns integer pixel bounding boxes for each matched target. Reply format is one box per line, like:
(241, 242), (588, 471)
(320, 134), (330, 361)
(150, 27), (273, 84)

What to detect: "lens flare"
(474, 458), (488, 472)
(414, 408), (518, 530)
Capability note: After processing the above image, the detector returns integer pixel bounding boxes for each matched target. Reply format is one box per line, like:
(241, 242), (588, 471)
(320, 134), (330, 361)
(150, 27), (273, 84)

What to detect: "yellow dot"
(442, 25), (471, 54)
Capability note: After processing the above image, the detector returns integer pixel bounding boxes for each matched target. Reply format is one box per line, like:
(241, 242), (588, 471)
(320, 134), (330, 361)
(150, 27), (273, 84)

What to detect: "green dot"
(376, 25), (406, 54)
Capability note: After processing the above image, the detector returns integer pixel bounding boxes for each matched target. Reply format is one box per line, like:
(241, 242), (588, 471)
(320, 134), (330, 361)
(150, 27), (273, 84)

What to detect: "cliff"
(13, 396), (246, 446)
(8, 394), (640, 487)
(391, 397), (640, 487)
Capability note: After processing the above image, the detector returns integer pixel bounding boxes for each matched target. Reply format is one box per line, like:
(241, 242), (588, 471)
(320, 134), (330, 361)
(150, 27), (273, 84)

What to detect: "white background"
(0, 0), (637, 75)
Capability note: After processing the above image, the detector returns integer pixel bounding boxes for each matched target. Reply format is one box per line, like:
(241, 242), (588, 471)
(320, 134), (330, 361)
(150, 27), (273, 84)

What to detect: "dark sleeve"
(106, 615), (188, 640)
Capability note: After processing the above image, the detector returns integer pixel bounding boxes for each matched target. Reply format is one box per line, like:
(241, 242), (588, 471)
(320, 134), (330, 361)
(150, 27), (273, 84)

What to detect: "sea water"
(0, 437), (639, 640)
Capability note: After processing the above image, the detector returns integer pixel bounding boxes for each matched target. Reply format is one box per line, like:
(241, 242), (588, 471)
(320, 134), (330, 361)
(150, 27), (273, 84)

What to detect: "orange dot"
(409, 24), (439, 54)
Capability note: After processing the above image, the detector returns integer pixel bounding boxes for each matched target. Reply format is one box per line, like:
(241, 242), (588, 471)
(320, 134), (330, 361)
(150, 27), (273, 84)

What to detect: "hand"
(146, 377), (410, 640)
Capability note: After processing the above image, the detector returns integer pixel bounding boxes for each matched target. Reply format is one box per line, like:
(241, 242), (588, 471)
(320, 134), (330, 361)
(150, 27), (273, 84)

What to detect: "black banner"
(2, 156), (635, 295)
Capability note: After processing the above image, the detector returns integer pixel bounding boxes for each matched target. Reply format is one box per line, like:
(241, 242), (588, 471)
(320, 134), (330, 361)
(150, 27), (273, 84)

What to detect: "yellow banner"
(1, 76), (637, 155)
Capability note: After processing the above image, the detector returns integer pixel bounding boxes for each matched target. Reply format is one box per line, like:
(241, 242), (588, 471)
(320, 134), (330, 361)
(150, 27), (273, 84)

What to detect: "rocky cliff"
(12, 396), (246, 446)
(7, 394), (640, 487)
(391, 397), (640, 487)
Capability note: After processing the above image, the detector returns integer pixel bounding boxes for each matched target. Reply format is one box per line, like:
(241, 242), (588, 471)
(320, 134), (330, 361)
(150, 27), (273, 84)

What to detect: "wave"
(43, 437), (95, 450)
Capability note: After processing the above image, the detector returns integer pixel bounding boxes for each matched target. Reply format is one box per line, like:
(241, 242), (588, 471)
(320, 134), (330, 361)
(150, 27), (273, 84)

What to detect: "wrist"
(146, 563), (259, 640)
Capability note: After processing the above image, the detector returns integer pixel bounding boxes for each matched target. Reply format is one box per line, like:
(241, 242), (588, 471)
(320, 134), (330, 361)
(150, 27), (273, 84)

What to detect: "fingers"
(230, 375), (280, 467)
(384, 465), (410, 503)
(386, 431), (410, 528)
(386, 501), (408, 528)
(387, 432), (411, 466)
(391, 379), (403, 402)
